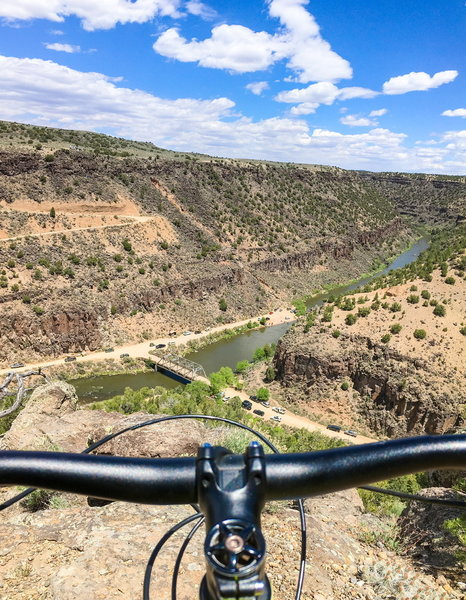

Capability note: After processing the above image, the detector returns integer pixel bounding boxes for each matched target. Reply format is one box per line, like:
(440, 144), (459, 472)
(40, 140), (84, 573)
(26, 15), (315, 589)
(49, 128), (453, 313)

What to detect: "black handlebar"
(1, 434), (465, 504)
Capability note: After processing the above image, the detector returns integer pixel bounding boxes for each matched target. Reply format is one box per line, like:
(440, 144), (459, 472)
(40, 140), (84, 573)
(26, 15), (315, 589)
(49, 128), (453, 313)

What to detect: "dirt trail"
(0, 214), (153, 243)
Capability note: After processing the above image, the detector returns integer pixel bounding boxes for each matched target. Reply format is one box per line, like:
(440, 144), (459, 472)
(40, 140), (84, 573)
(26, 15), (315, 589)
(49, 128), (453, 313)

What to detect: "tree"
(219, 298), (227, 312)
(256, 387), (269, 402)
(49, 207), (55, 218)
(265, 366), (276, 382)
(235, 360), (249, 374)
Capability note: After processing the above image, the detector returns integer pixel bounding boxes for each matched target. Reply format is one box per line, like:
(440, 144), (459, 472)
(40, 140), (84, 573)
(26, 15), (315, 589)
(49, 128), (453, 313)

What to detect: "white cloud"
(245, 81), (269, 95)
(369, 108), (387, 117)
(185, 0), (216, 20)
(340, 114), (377, 127)
(383, 70), (458, 95)
(154, 0), (351, 82)
(276, 81), (339, 105)
(154, 25), (277, 72)
(45, 42), (81, 53)
(276, 82), (377, 113)
(0, 55), (463, 174)
(337, 86), (378, 100)
(442, 108), (466, 118)
(0, 0), (182, 31)
(50, 29), (64, 35)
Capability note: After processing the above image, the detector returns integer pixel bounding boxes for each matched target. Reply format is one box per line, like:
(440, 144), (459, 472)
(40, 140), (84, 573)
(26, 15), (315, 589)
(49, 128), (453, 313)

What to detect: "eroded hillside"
(0, 120), (464, 365)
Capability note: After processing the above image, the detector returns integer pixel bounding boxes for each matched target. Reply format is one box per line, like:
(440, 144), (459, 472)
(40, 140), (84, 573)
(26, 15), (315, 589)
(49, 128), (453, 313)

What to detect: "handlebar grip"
(264, 434), (466, 500)
(0, 452), (197, 504)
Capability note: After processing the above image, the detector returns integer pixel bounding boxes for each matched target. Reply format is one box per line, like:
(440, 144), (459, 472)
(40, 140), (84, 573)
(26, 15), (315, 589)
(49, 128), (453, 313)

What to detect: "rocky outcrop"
(0, 381), (224, 455)
(398, 488), (466, 581)
(274, 330), (463, 437)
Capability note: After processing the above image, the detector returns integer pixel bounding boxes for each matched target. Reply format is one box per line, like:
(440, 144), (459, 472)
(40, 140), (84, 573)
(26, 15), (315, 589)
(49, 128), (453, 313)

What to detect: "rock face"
(0, 381), (223, 455)
(398, 488), (466, 581)
(274, 330), (463, 437)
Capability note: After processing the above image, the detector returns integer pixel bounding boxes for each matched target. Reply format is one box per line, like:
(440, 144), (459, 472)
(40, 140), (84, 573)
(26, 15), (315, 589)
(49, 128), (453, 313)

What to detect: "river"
(72, 236), (429, 402)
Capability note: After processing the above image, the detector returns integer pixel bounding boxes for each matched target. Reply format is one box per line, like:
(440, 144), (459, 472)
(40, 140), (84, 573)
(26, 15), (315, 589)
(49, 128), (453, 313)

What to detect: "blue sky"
(0, 0), (465, 173)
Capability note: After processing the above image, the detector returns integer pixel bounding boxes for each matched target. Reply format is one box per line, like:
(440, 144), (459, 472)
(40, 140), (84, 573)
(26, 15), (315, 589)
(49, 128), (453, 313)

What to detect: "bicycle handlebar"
(1, 434), (465, 504)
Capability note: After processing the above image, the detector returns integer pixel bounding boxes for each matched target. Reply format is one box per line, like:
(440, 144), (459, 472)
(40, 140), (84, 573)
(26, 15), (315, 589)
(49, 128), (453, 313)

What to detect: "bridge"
(151, 354), (209, 384)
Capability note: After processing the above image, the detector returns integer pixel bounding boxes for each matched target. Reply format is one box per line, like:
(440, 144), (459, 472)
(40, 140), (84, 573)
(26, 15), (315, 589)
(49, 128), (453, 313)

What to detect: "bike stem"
(197, 442), (271, 600)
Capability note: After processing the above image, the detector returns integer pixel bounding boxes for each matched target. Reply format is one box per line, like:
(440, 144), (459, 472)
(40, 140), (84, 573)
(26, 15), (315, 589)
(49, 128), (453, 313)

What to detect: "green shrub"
(445, 276), (455, 285)
(332, 329), (341, 338)
(390, 323), (402, 334)
(219, 298), (228, 311)
(421, 290), (431, 299)
(345, 313), (357, 325)
(433, 304), (446, 317)
(413, 329), (426, 340)
(341, 381), (349, 391)
(381, 333), (391, 343)
(407, 294), (419, 304)
(390, 302), (401, 312)
(257, 387), (270, 402)
(32, 305), (44, 316)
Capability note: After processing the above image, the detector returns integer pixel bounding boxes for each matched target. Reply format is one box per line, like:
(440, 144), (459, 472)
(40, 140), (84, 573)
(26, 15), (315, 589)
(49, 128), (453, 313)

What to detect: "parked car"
(120, 353), (130, 358)
(344, 430), (358, 437)
(273, 407), (285, 414)
(249, 395), (257, 401)
(104, 347), (114, 353)
(194, 330), (201, 334)
(253, 409), (265, 417)
(260, 401), (270, 408)
(269, 415), (281, 423)
(183, 331), (193, 336)
(64, 356), (76, 362)
(155, 343), (166, 349)
(241, 400), (252, 410)
(168, 331), (177, 337)
(326, 424), (342, 432)
(9, 363), (24, 369)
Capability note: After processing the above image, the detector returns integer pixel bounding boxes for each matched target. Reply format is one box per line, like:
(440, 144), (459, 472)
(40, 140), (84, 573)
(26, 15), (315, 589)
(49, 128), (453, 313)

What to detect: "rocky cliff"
(274, 329), (463, 438)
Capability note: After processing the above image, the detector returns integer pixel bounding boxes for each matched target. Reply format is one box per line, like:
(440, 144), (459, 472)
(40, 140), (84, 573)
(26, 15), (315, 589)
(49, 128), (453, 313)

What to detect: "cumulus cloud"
(442, 108), (466, 118)
(276, 82), (377, 112)
(45, 42), (81, 53)
(340, 114), (377, 127)
(245, 81), (269, 95)
(369, 108), (387, 117)
(154, 0), (351, 82)
(0, 0), (182, 31)
(0, 55), (463, 173)
(382, 70), (458, 95)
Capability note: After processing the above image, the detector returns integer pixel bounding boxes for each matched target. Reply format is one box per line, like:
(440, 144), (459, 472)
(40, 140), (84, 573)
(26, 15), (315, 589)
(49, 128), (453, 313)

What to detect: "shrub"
(219, 298), (228, 311)
(265, 366), (276, 382)
(341, 381), (349, 391)
(357, 306), (371, 317)
(413, 329), (426, 340)
(445, 276), (455, 285)
(381, 334), (391, 343)
(332, 329), (341, 338)
(160, 241), (169, 250)
(407, 294), (419, 304)
(409, 285), (418, 291)
(22, 295), (31, 304)
(433, 304), (446, 317)
(32, 305), (44, 316)
(390, 302), (402, 312)
(460, 327), (466, 336)
(49, 207), (56, 218)
(122, 239), (132, 252)
(44, 154), (54, 162)
(7, 259), (15, 268)
(345, 313), (357, 326)
(421, 290), (431, 299)
(390, 323), (402, 334)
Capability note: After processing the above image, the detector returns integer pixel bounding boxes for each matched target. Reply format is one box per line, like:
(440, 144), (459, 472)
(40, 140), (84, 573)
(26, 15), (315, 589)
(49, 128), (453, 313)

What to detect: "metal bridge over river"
(152, 354), (209, 384)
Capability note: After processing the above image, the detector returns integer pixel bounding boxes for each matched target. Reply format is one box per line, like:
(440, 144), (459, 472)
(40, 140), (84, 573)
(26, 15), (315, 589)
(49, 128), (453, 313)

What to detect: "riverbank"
(0, 308), (296, 377)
